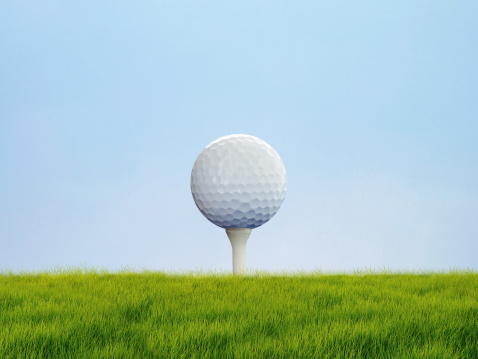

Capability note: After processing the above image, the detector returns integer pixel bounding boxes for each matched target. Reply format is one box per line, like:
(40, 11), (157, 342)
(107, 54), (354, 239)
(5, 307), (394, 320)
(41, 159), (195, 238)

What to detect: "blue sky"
(1, 1), (477, 273)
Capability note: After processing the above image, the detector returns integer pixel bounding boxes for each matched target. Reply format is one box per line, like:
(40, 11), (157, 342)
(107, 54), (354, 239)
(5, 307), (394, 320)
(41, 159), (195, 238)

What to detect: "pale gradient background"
(1, 2), (477, 273)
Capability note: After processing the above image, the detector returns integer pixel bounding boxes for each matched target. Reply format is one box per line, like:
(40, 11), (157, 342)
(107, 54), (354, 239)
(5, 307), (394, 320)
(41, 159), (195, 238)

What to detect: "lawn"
(0, 267), (476, 358)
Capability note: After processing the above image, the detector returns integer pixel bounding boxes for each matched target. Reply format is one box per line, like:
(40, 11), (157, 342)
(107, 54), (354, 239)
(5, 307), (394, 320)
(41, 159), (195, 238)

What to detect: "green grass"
(0, 266), (477, 358)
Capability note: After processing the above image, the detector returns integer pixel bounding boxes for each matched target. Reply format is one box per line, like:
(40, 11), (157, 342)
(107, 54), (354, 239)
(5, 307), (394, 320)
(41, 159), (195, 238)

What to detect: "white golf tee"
(226, 228), (252, 275)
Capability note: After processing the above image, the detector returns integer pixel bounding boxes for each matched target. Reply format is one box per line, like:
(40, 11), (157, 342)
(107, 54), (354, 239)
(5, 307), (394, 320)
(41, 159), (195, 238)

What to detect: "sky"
(1, 1), (477, 273)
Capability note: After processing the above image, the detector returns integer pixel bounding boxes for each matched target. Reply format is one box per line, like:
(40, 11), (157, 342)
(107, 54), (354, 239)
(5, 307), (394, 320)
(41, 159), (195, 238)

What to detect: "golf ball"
(191, 134), (287, 229)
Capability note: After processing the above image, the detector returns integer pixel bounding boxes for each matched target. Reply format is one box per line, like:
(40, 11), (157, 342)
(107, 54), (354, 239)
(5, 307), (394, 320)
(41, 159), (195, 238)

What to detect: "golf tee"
(226, 228), (252, 275)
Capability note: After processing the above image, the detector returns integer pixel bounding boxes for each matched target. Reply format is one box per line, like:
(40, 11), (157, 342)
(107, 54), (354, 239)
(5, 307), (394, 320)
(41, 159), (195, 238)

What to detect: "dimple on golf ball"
(191, 134), (287, 229)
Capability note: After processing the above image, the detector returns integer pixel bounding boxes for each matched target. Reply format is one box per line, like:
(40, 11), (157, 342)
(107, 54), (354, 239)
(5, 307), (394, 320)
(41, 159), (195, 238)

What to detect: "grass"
(0, 266), (477, 358)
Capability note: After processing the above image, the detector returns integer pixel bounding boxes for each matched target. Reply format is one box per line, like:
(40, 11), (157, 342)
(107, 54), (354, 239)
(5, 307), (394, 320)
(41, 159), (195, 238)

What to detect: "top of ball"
(191, 134), (287, 229)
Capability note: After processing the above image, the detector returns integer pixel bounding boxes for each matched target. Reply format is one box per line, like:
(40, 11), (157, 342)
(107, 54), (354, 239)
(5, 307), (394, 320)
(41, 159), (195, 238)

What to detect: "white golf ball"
(191, 134), (287, 229)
